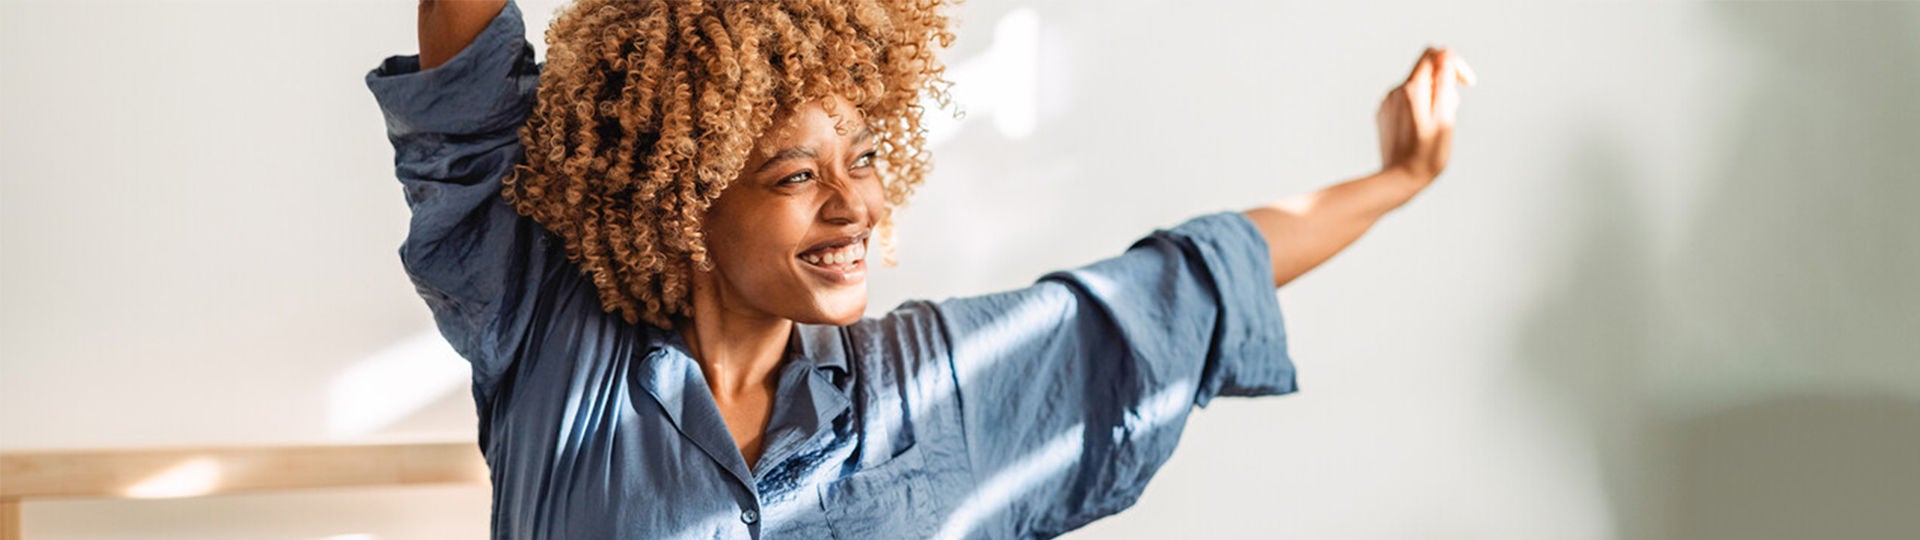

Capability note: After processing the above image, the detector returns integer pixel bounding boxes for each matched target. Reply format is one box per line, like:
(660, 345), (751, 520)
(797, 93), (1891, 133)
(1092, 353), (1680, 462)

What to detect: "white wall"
(4, 0), (1916, 538)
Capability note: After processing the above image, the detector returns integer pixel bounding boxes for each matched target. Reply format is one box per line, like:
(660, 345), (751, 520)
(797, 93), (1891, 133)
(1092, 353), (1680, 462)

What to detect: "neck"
(677, 270), (792, 401)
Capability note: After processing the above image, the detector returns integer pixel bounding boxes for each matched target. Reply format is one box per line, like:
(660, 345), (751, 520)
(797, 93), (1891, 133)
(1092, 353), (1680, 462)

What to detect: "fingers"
(1431, 48), (1469, 178)
(1408, 46), (1476, 84)
(1386, 46), (1471, 179)
(1453, 54), (1477, 87)
(1405, 46), (1473, 126)
(1435, 51), (1461, 124)
(1403, 46), (1439, 87)
(1403, 48), (1437, 128)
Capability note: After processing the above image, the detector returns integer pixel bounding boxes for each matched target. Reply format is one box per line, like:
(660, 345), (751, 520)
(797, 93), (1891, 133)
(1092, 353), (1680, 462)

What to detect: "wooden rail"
(0, 442), (488, 539)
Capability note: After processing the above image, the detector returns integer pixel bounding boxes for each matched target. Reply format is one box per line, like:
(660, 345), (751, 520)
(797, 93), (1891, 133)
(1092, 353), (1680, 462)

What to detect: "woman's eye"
(778, 170), (814, 185)
(852, 151), (876, 169)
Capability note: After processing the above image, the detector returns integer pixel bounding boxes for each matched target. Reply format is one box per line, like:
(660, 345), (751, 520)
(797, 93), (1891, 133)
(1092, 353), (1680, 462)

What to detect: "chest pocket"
(817, 441), (938, 539)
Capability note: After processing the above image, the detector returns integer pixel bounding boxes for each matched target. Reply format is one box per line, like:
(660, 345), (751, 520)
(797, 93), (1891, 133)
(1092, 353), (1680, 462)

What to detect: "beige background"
(4, 0), (1917, 538)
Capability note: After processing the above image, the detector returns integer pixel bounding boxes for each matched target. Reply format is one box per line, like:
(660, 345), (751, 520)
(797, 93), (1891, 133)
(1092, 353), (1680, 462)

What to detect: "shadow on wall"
(1515, 3), (1920, 540)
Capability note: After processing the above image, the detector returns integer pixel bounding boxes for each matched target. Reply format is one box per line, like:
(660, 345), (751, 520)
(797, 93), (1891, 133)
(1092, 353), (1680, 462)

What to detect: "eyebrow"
(752, 125), (878, 174)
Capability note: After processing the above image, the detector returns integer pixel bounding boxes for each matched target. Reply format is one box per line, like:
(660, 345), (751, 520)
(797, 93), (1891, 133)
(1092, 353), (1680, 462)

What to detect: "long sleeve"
(364, 0), (554, 398)
(930, 211), (1298, 538)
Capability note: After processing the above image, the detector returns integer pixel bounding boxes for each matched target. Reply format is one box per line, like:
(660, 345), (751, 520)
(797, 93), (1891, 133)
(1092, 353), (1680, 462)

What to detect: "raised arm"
(368, 0), (554, 397)
(1243, 46), (1477, 288)
(419, 0), (510, 70)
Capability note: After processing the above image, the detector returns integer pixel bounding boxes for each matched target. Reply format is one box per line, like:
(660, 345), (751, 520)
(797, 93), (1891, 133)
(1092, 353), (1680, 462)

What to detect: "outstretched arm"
(419, 0), (510, 70)
(1244, 46), (1477, 288)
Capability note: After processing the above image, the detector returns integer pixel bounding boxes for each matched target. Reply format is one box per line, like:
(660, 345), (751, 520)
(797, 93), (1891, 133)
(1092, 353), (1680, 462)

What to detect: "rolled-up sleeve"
(364, 0), (551, 395)
(931, 211), (1297, 538)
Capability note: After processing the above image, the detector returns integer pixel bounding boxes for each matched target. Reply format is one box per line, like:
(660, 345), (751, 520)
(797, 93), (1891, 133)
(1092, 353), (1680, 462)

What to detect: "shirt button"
(740, 509), (759, 524)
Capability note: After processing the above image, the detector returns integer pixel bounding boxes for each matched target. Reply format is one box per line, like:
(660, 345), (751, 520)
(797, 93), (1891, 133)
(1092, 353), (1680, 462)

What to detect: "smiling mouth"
(797, 238), (867, 270)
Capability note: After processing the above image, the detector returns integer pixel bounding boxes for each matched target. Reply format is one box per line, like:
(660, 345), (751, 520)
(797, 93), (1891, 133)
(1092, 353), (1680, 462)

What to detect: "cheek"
(860, 181), (889, 219)
(702, 206), (774, 267)
(711, 204), (808, 271)
(721, 231), (796, 274)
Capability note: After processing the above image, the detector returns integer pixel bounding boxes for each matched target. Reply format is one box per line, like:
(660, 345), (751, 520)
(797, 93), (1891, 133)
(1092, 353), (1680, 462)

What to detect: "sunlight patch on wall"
(327, 330), (469, 438)
(925, 7), (1042, 147)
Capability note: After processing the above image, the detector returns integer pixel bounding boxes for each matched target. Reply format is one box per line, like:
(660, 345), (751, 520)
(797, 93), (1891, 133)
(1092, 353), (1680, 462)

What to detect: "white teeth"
(802, 241), (866, 267)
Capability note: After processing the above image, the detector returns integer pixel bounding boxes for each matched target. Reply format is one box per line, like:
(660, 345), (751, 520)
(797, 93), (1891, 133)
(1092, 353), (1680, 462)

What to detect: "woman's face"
(697, 96), (887, 326)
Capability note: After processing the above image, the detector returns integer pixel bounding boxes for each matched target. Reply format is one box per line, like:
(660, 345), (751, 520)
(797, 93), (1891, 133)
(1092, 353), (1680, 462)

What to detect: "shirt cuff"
(364, 0), (540, 137)
(1160, 211), (1299, 406)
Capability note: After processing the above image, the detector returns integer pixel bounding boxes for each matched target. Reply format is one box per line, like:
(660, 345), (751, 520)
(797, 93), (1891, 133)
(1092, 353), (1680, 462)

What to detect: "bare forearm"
(418, 0), (509, 71)
(1237, 47), (1474, 288)
(1241, 168), (1428, 288)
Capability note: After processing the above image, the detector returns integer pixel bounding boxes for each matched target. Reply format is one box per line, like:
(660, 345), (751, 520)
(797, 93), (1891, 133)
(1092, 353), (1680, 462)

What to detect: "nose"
(819, 173), (875, 227)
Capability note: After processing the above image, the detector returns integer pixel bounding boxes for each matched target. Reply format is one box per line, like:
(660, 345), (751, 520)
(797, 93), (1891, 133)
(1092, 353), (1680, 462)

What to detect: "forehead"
(758, 97), (869, 147)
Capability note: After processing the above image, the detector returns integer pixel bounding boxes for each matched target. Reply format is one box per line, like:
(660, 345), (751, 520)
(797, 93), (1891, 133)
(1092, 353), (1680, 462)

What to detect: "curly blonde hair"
(501, 0), (956, 329)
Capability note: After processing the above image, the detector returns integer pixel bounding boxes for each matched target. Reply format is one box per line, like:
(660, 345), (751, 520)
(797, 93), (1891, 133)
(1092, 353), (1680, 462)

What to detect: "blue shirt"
(365, 2), (1298, 538)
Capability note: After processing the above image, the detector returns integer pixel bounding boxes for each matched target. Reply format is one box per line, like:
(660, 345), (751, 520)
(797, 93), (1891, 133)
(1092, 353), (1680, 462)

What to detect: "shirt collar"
(792, 322), (850, 376)
(635, 320), (854, 484)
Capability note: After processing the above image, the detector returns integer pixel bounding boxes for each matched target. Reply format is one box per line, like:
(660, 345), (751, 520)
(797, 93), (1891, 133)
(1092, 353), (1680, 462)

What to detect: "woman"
(367, 0), (1472, 538)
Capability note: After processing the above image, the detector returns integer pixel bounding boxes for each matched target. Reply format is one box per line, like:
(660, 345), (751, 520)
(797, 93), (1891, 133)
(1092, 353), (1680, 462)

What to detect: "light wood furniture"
(0, 442), (488, 539)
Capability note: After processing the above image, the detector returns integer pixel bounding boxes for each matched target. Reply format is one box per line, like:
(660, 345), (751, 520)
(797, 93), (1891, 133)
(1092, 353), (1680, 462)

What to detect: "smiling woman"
(368, 0), (1467, 538)
(497, 0), (948, 333)
(696, 97), (887, 329)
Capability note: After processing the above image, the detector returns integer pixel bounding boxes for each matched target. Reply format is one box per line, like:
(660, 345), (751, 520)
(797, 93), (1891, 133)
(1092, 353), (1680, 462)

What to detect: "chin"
(822, 303), (866, 326)
(807, 296), (867, 326)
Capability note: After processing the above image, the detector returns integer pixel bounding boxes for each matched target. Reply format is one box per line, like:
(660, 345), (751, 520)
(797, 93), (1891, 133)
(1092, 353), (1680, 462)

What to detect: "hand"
(1376, 46), (1476, 184)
